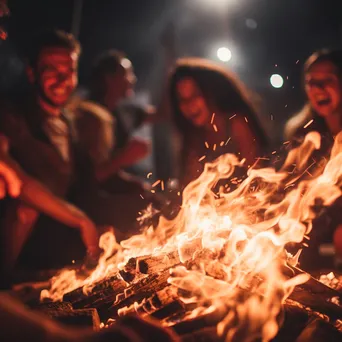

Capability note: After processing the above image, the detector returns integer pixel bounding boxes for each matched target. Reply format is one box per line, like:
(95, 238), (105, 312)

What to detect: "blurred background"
(0, 0), (341, 179)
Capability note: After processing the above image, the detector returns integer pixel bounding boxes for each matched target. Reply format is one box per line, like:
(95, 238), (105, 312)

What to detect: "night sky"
(3, 0), (342, 138)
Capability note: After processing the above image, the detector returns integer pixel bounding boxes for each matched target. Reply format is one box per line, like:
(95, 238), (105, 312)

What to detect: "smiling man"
(0, 29), (101, 272)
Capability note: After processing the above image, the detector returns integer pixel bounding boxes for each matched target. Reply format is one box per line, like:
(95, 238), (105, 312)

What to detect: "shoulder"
(77, 101), (114, 124)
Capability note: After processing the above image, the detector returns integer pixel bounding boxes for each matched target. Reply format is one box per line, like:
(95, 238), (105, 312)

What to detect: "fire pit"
(17, 132), (342, 341)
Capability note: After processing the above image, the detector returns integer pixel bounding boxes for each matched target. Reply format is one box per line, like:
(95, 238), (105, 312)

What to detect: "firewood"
(170, 309), (225, 336)
(109, 268), (173, 317)
(119, 252), (181, 282)
(117, 286), (181, 317)
(181, 327), (222, 342)
(46, 308), (101, 331)
(119, 257), (137, 282)
(294, 317), (342, 342)
(289, 286), (342, 321)
(138, 251), (181, 274)
(36, 301), (73, 312)
(63, 273), (127, 309)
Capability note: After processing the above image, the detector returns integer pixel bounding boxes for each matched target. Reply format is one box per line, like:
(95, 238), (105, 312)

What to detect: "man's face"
(31, 47), (78, 110)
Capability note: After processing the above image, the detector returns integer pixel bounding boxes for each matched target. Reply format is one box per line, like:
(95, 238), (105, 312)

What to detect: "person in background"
(0, 29), (103, 272)
(72, 50), (161, 235)
(285, 49), (342, 144)
(74, 50), (150, 187)
(169, 57), (268, 187)
(284, 49), (342, 270)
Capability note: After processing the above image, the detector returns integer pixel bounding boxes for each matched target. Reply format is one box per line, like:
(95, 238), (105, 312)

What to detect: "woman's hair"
(169, 57), (267, 146)
(285, 49), (342, 140)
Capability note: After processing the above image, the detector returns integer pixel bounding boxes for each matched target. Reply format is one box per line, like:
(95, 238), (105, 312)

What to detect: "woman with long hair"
(285, 49), (342, 269)
(169, 57), (268, 186)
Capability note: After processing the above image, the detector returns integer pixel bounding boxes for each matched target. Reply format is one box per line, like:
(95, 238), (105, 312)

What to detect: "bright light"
(270, 74), (284, 88)
(193, 0), (236, 9)
(217, 47), (232, 62)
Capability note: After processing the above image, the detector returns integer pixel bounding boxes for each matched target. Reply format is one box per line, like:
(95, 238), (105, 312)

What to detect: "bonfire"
(38, 132), (342, 341)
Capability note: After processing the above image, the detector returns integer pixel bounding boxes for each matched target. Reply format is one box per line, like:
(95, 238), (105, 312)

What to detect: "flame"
(42, 131), (342, 341)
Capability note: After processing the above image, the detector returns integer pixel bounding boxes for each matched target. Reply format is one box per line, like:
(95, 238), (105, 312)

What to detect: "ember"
(40, 132), (342, 341)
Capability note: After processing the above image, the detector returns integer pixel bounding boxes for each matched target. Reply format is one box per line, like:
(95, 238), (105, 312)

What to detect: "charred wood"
(117, 286), (183, 318)
(45, 308), (101, 331)
(294, 317), (342, 342)
(63, 274), (127, 309)
(109, 268), (172, 317)
(119, 252), (181, 282)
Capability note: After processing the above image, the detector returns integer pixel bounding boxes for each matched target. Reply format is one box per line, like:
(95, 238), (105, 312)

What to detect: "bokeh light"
(217, 47), (232, 62)
(270, 74), (284, 88)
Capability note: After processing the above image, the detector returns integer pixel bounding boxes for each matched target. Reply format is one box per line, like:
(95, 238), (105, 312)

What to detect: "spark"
(213, 144), (217, 151)
(229, 114), (237, 120)
(152, 180), (161, 188)
(140, 194), (145, 199)
(161, 181), (165, 191)
(283, 141), (290, 145)
(213, 124), (218, 132)
(244, 117), (248, 123)
(211, 113), (216, 124)
(225, 137), (231, 145)
(304, 119), (314, 129)
(220, 141), (225, 147)
(296, 60), (300, 64)
(198, 156), (206, 162)
(205, 141), (209, 149)
(272, 151), (277, 155)
(147, 172), (153, 179)
(151, 189), (156, 194)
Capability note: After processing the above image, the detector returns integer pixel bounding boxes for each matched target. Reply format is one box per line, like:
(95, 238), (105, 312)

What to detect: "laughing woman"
(170, 58), (268, 187)
(285, 49), (342, 269)
(285, 49), (342, 144)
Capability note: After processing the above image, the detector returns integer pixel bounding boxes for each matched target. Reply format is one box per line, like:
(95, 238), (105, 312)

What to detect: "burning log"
(37, 301), (73, 312)
(45, 308), (101, 331)
(109, 268), (173, 317)
(117, 286), (183, 318)
(181, 327), (221, 342)
(295, 317), (341, 342)
(63, 273), (127, 309)
(120, 252), (181, 282)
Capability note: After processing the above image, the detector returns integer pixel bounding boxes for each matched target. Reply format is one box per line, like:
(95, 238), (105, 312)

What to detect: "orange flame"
(42, 132), (342, 341)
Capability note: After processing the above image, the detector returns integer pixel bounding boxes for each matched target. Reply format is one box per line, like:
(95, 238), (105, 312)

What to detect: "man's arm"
(0, 135), (100, 259)
(95, 138), (150, 182)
